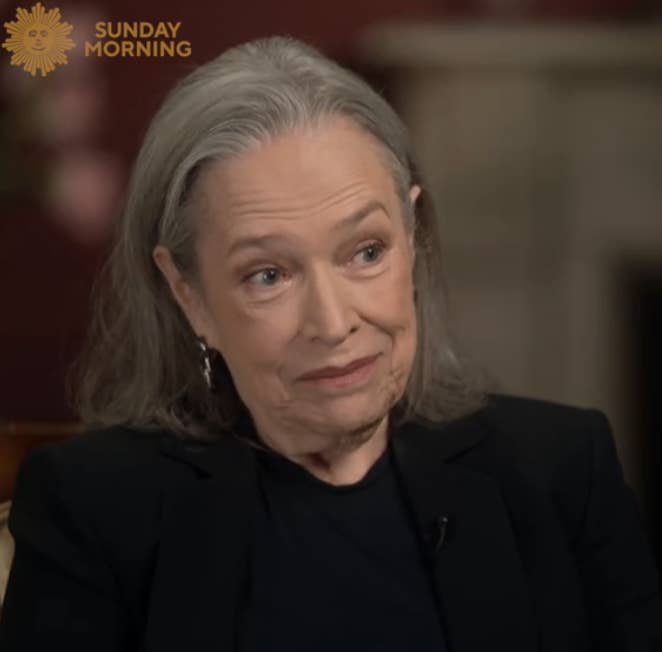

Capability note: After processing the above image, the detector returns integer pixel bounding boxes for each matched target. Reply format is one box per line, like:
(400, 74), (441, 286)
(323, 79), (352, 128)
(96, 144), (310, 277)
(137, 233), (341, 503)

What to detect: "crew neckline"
(255, 440), (391, 494)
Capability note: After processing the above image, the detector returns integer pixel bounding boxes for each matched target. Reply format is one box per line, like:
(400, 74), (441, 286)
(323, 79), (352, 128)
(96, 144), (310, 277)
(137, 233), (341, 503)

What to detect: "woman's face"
(156, 117), (420, 455)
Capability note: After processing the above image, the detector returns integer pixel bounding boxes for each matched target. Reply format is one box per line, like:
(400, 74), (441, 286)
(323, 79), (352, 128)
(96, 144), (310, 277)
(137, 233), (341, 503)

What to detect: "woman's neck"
(255, 414), (390, 486)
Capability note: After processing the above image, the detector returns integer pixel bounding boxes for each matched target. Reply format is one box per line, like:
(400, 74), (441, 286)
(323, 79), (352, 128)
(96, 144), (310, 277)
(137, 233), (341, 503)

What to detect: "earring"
(196, 335), (213, 390)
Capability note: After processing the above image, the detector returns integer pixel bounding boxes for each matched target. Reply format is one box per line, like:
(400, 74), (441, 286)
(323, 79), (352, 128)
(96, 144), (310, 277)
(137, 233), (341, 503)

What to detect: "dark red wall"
(0, 0), (656, 421)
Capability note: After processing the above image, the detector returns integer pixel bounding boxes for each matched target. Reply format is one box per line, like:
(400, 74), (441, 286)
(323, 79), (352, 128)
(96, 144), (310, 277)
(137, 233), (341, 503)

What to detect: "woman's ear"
(409, 184), (421, 207)
(152, 245), (210, 338)
(407, 184), (421, 257)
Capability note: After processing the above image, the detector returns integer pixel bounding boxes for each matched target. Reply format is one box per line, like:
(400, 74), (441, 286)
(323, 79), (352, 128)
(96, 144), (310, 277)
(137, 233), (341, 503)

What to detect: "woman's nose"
(299, 267), (358, 344)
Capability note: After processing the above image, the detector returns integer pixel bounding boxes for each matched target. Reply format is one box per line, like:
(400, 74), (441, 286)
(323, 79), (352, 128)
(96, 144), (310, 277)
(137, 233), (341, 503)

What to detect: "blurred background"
(0, 0), (661, 571)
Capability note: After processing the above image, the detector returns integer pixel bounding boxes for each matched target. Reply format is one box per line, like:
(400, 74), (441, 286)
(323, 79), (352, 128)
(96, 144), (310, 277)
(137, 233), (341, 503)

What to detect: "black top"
(238, 438), (448, 651)
(3, 394), (661, 651)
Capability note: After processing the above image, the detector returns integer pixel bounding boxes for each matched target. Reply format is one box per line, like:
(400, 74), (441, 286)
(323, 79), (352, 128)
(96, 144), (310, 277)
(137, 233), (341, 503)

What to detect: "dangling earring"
(196, 335), (213, 390)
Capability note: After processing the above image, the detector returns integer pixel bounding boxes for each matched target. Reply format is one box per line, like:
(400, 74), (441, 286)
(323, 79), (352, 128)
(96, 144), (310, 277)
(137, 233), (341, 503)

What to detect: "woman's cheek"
(393, 304), (417, 377)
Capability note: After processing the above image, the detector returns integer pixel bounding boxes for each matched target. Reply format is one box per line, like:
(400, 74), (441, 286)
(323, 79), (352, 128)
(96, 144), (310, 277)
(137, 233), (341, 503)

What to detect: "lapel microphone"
(430, 514), (450, 555)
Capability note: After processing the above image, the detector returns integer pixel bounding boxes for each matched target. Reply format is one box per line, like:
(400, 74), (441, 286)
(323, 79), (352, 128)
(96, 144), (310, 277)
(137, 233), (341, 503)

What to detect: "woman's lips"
(298, 354), (380, 388)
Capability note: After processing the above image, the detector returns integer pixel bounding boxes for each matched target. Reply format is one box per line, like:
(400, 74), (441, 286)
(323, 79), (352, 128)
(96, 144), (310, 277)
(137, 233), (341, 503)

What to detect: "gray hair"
(67, 35), (490, 441)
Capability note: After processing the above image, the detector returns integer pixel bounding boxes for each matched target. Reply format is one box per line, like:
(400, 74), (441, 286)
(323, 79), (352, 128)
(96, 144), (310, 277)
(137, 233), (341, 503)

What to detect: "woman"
(0, 36), (660, 651)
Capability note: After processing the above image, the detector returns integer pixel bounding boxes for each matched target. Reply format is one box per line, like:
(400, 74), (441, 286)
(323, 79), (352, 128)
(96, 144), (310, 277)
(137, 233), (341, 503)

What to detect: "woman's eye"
(354, 241), (385, 266)
(245, 267), (283, 287)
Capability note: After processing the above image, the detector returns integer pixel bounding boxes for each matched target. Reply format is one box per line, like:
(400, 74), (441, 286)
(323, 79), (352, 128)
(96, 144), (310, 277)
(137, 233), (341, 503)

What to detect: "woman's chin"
(312, 398), (390, 438)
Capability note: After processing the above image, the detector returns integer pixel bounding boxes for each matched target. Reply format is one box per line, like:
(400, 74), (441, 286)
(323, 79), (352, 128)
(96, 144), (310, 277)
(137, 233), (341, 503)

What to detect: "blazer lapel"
(390, 414), (540, 652)
(142, 431), (258, 651)
(144, 409), (540, 652)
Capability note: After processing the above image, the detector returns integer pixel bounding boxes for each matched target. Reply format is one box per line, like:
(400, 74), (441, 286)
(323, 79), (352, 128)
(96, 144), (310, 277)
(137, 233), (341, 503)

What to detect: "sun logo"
(2, 2), (75, 77)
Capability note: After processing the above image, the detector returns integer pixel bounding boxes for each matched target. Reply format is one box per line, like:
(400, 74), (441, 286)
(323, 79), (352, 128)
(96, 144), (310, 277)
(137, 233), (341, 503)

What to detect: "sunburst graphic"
(2, 2), (75, 77)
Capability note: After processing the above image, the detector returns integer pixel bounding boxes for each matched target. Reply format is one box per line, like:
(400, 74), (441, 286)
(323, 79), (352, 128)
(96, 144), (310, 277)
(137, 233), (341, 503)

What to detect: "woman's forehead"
(192, 120), (399, 231)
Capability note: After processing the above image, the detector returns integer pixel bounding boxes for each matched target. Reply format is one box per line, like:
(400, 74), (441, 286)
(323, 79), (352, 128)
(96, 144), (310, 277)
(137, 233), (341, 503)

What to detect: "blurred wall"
(1, 0), (658, 421)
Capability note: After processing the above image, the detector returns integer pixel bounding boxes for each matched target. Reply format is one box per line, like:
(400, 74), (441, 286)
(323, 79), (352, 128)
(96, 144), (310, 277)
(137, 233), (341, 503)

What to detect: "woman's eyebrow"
(330, 199), (389, 233)
(226, 199), (389, 258)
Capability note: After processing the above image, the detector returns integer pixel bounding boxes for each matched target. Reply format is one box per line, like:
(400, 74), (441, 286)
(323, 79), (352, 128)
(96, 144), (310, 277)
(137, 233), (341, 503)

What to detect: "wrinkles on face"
(197, 180), (395, 334)
(220, 180), (372, 228)
(190, 117), (418, 457)
(204, 122), (392, 222)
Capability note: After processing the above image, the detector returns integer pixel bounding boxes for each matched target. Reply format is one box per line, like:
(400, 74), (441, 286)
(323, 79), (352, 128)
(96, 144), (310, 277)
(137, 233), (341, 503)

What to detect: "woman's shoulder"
(7, 425), (208, 564)
(476, 392), (611, 466)
(25, 424), (168, 478)
(481, 391), (606, 431)
(12, 424), (196, 516)
(465, 393), (624, 530)
(449, 392), (621, 503)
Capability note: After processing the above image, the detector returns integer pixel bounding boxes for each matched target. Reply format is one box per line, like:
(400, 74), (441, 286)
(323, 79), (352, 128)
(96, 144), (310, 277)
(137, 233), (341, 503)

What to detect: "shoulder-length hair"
(67, 35), (490, 441)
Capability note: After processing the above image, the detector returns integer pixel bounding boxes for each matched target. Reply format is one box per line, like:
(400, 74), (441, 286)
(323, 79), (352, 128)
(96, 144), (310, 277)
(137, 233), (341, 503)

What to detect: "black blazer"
(1, 394), (661, 651)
